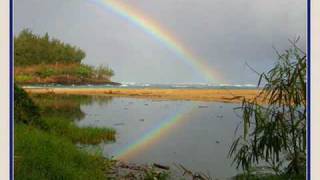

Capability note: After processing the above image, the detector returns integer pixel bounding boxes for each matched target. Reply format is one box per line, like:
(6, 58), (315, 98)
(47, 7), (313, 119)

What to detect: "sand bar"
(23, 87), (265, 103)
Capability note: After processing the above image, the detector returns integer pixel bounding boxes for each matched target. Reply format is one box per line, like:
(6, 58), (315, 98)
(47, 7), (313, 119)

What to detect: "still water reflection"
(71, 96), (243, 178)
(31, 94), (243, 178)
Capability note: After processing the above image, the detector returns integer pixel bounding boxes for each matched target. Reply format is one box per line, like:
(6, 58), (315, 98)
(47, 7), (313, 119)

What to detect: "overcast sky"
(14, 0), (306, 84)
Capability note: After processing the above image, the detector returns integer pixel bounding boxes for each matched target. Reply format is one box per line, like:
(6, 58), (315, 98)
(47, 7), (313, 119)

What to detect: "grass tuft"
(42, 116), (116, 144)
(14, 124), (109, 180)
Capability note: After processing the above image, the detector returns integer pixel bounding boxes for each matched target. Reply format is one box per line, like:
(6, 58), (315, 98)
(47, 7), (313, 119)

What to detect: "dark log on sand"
(153, 163), (170, 170)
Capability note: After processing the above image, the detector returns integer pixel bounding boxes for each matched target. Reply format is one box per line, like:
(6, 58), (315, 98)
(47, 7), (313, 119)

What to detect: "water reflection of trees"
(31, 94), (113, 121)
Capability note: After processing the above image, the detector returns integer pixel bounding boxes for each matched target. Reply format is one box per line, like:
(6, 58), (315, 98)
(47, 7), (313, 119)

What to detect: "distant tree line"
(14, 29), (86, 66)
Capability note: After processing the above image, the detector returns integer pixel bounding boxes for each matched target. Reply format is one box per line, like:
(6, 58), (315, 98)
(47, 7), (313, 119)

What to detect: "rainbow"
(89, 0), (222, 83)
(114, 105), (197, 160)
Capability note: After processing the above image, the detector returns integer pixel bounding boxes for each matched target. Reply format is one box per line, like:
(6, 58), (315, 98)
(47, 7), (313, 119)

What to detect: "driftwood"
(153, 163), (170, 170)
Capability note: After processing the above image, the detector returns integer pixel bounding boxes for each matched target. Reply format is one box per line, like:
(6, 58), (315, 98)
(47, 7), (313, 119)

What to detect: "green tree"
(228, 39), (306, 178)
(14, 29), (86, 66)
(95, 64), (114, 79)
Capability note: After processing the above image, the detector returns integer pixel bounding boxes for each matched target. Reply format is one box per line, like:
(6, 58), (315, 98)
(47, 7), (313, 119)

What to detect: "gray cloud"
(14, 0), (306, 84)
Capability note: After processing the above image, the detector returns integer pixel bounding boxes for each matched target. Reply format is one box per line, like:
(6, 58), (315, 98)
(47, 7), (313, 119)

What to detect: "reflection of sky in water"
(77, 97), (242, 178)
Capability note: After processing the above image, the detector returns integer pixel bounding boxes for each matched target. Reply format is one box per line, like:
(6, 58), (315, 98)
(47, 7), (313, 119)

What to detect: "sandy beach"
(24, 87), (264, 103)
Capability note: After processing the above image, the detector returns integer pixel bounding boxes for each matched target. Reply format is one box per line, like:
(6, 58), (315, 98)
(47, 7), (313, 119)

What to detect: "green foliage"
(14, 75), (32, 83)
(15, 63), (115, 85)
(143, 168), (170, 180)
(94, 64), (115, 79)
(14, 29), (116, 83)
(76, 64), (94, 77)
(14, 84), (41, 126)
(14, 29), (86, 66)
(41, 116), (115, 144)
(14, 124), (107, 180)
(14, 29), (116, 84)
(36, 68), (55, 78)
(14, 88), (116, 179)
(233, 173), (305, 180)
(228, 39), (306, 178)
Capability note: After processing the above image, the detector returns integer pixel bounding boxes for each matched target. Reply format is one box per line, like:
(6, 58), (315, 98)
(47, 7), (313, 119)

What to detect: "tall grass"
(15, 124), (109, 180)
(42, 116), (115, 144)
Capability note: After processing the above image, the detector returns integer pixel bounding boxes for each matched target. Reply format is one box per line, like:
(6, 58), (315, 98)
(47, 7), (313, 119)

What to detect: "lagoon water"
(75, 96), (243, 178)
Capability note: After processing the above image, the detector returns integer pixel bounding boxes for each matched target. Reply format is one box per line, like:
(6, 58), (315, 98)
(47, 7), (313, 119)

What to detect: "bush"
(36, 68), (55, 78)
(14, 75), (32, 83)
(76, 64), (94, 78)
(95, 64), (114, 79)
(14, 84), (41, 126)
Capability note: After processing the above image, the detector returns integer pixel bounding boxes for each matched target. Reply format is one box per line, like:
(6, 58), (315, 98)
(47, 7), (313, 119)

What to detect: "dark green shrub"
(14, 84), (41, 126)
(76, 64), (94, 78)
(14, 75), (32, 83)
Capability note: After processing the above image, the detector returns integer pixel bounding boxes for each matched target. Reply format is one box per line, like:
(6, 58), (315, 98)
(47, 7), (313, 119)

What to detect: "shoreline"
(23, 87), (264, 103)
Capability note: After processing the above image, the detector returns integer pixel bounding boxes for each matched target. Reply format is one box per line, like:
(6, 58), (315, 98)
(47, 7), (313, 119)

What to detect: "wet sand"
(23, 87), (264, 103)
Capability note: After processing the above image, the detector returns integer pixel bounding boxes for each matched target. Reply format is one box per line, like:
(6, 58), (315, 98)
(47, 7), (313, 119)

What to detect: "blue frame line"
(10, 0), (13, 179)
(307, 0), (311, 179)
